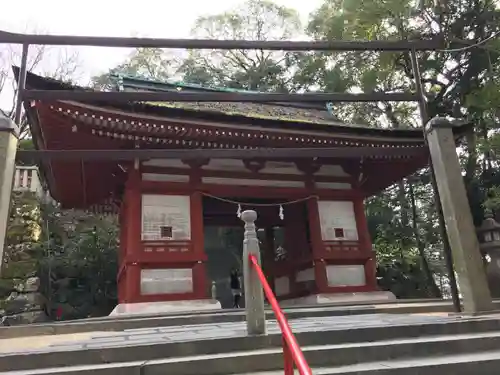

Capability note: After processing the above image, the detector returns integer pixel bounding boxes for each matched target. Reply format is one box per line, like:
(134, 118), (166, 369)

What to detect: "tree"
(91, 48), (182, 90)
(93, 0), (305, 92)
(0, 189), (119, 321)
(180, 0), (303, 91)
(36, 206), (119, 319)
(1, 192), (42, 283)
(303, 0), (500, 297)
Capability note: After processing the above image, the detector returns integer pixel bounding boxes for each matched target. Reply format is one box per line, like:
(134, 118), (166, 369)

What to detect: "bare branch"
(0, 34), (83, 138)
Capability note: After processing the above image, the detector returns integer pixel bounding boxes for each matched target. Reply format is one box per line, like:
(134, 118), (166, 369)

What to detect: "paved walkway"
(0, 313), (475, 355)
(0, 332), (106, 353)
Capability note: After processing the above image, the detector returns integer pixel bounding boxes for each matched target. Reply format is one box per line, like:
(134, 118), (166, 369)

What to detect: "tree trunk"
(397, 180), (410, 264)
(409, 178), (442, 298)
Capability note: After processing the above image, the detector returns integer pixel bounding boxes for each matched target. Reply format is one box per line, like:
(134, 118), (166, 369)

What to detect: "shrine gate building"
(20, 70), (470, 312)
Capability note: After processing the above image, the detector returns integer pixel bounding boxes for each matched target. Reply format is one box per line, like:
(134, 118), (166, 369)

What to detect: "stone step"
(1, 306), (372, 339)
(0, 300), (492, 339)
(53, 298), (448, 324)
(2, 331), (500, 375)
(1, 316), (499, 372)
(241, 350), (500, 374)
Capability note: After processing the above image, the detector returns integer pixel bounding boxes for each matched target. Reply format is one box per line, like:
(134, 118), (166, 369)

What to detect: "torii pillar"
(426, 117), (492, 313)
(0, 113), (19, 274)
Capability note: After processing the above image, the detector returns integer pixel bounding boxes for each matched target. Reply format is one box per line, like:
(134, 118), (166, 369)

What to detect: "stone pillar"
(426, 117), (493, 313)
(0, 113), (18, 274)
(241, 210), (266, 335)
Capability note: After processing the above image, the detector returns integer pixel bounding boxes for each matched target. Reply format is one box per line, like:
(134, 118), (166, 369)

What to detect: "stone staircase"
(1, 304), (500, 374)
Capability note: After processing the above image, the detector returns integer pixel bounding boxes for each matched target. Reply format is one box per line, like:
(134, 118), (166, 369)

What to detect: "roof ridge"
(110, 73), (264, 94)
(110, 73), (332, 113)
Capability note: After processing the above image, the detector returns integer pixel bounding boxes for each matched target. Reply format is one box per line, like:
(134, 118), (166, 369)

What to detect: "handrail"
(249, 254), (313, 375)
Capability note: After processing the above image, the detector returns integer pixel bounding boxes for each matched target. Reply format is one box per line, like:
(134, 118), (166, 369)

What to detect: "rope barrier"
(201, 193), (318, 220)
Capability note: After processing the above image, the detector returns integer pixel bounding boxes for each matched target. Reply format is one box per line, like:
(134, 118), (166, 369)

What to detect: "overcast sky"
(0, 0), (323, 109)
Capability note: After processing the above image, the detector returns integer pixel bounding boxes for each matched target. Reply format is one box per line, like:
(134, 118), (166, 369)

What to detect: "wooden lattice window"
(160, 226), (173, 239)
(334, 228), (345, 238)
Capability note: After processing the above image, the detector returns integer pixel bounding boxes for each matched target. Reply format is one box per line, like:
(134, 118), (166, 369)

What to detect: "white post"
(211, 280), (217, 300)
(22, 169), (28, 189)
(241, 210), (266, 335)
(0, 113), (19, 274)
(13, 168), (20, 190)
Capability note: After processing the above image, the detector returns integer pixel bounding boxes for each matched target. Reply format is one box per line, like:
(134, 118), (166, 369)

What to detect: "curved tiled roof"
(17, 67), (428, 138)
(15, 68), (471, 211)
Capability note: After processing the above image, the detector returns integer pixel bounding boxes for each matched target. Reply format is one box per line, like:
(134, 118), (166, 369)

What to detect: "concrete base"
(279, 291), (397, 307)
(109, 299), (222, 317)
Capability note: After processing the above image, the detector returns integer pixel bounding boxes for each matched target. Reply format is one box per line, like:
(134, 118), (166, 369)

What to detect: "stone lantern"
(476, 210), (500, 297)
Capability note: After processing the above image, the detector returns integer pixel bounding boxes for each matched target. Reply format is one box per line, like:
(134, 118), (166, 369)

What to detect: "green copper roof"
(108, 74), (345, 126)
(110, 73), (265, 94)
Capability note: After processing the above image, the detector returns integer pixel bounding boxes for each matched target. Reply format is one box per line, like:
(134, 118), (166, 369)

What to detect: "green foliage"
(302, 0), (500, 298)
(2, 192), (41, 281)
(92, 0), (304, 93)
(179, 0), (302, 91)
(1, 192), (43, 305)
(36, 208), (118, 319)
(1, 192), (118, 319)
(91, 48), (181, 90)
(18, 139), (35, 151)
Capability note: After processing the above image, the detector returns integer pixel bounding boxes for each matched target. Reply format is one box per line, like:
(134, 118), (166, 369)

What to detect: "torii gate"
(0, 30), (492, 314)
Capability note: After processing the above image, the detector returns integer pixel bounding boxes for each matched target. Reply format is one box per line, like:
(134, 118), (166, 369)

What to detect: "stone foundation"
(109, 299), (222, 317)
(1, 277), (49, 325)
(279, 291), (396, 307)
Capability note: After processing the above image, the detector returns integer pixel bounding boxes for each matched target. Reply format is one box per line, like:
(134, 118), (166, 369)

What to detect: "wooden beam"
(0, 30), (443, 51)
(22, 90), (418, 103)
(16, 147), (426, 162)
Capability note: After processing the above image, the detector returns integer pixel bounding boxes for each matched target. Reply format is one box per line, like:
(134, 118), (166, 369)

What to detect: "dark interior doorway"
(202, 196), (309, 308)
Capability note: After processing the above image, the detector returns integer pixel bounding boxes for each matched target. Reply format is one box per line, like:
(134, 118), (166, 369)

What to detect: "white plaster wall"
(260, 161), (302, 175)
(326, 265), (366, 287)
(202, 176), (304, 188)
(274, 276), (290, 296)
(315, 182), (352, 190)
(142, 159), (190, 168)
(315, 165), (349, 177)
(203, 158), (246, 172)
(142, 173), (190, 183)
(140, 268), (193, 295)
(317, 201), (359, 241)
(141, 194), (191, 241)
(203, 159), (303, 175)
(296, 268), (315, 283)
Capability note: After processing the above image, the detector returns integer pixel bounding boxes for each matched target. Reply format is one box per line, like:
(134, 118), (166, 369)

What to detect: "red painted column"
(298, 161), (329, 296)
(353, 196), (378, 290)
(117, 201), (127, 302)
(283, 207), (297, 295)
(190, 191), (207, 299)
(306, 197), (328, 293)
(125, 264), (141, 303)
(263, 227), (276, 293)
(123, 166), (142, 302)
(188, 160), (208, 300)
(284, 203), (312, 297)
